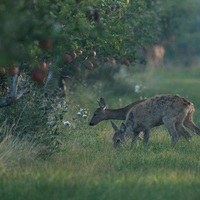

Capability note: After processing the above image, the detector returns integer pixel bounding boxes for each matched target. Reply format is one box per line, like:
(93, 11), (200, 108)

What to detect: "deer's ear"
(97, 97), (106, 109)
(120, 123), (126, 133)
(110, 120), (119, 131)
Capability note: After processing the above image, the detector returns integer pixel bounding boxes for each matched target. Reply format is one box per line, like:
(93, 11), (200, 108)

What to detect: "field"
(1, 67), (200, 200)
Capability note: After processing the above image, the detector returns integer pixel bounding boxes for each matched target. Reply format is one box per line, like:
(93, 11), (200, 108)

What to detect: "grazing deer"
(89, 98), (145, 140)
(89, 98), (145, 126)
(111, 94), (200, 148)
(144, 45), (165, 69)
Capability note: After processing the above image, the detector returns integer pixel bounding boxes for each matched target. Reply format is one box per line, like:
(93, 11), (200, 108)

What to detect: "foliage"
(0, 0), (199, 90)
(0, 76), (71, 154)
(0, 0), (161, 80)
(158, 0), (200, 65)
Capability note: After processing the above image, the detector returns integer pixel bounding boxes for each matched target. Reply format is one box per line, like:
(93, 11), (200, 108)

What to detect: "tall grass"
(0, 123), (46, 170)
(1, 67), (200, 200)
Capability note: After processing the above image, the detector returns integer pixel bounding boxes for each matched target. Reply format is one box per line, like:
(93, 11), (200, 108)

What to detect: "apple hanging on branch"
(71, 52), (77, 59)
(87, 61), (94, 70)
(75, 49), (83, 55)
(90, 51), (96, 57)
(7, 66), (19, 76)
(109, 58), (116, 65)
(121, 59), (131, 66)
(31, 68), (48, 84)
(65, 54), (72, 63)
(38, 39), (53, 50)
(0, 67), (6, 75)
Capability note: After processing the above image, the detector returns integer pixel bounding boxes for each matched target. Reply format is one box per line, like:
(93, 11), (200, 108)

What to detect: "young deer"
(89, 98), (145, 140)
(111, 94), (200, 148)
(89, 98), (145, 126)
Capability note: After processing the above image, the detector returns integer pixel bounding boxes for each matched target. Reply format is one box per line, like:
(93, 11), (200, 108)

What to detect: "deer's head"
(89, 98), (107, 126)
(111, 121), (126, 148)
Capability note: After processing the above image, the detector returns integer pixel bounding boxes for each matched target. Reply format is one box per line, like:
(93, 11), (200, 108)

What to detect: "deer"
(144, 45), (165, 69)
(89, 98), (145, 140)
(111, 94), (200, 148)
(89, 98), (146, 126)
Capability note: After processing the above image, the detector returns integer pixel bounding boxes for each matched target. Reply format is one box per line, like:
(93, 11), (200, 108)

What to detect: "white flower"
(77, 112), (81, 116)
(63, 121), (71, 126)
(135, 84), (141, 93)
(57, 103), (62, 108)
(82, 114), (87, 119)
(47, 121), (56, 126)
(72, 123), (77, 129)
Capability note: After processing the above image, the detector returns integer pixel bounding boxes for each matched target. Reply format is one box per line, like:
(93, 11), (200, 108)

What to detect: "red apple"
(76, 50), (83, 55)
(38, 39), (53, 50)
(65, 54), (72, 62)
(71, 52), (77, 59)
(104, 57), (110, 62)
(90, 51), (96, 57)
(43, 62), (47, 68)
(87, 61), (94, 69)
(125, 0), (129, 4)
(39, 62), (47, 69)
(75, 66), (81, 72)
(110, 58), (116, 64)
(0, 67), (6, 75)
(38, 62), (48, 77)
(121, 59), (130, 65)
(8, 66), (19, 76)
(31, 69), (47, 84)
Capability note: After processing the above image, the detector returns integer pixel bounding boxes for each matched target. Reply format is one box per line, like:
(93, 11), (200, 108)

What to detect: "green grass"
(1, 67), (200, 200)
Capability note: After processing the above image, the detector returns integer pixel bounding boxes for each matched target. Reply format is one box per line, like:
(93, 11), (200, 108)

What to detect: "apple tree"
(0, 0), (163, 99)
(0, 0), (166, 147)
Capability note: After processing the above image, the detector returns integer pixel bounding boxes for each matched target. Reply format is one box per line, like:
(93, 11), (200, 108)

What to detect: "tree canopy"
(0, 0), (199, 93)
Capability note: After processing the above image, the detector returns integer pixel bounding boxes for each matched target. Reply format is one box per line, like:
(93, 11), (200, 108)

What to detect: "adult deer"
(144, 45), (165, 69)
(89, 98), (145, 126)
(112, 94), (200, 148)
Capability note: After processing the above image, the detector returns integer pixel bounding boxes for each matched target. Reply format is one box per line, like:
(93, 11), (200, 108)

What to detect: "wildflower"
(82, 114), (87, 119)
(47, 121), (56, 126)
(135, 84), (141, 93)
(63, 121), (71, 126)
(77, 111), (81, 116)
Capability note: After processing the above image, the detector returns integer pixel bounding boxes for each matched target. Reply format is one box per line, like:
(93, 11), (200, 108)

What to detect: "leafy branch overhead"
(0, 0), (199, 102)
(0, 0), (161, 64)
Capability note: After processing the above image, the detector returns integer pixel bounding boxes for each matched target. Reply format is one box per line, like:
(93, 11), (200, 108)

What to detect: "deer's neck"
(105, 100), (144, 120)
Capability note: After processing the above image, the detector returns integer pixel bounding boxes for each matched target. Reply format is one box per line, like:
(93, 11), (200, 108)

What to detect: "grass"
(1, 66), (200, 200)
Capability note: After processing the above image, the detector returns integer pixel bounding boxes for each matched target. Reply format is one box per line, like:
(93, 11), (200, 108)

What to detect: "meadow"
(1, 66), (200, 200)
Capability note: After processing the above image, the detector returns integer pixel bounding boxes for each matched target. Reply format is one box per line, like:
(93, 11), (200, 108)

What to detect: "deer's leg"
(130, 132), (139, 149)
(176, 122), (192, 141)
(184, 113), (200, 135)
(174, 110), (192, 141)
(163, 117), (179, 146)
(138, 132), (144, 140)
(185, 121), (200, 136)
(143, 129), (150, 146)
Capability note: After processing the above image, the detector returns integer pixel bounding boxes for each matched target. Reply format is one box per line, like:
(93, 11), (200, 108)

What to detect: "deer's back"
(126, 95), (192, 127)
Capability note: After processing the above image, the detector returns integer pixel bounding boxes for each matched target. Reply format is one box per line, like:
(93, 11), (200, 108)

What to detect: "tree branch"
(0, 73), (28, 108)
